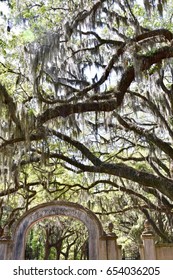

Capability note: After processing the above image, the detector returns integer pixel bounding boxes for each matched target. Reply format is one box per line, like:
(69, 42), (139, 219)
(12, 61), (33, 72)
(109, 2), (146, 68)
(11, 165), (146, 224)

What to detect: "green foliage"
(25, 217), (88, 260)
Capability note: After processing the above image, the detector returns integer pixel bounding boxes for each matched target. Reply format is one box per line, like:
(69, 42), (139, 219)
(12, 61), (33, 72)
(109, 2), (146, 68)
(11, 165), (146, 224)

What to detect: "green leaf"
(21, 29), (35, 42)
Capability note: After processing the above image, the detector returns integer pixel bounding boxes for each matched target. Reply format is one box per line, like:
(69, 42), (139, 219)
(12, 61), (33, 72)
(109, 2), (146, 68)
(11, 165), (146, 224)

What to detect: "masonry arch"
(12, 201), (105, 260)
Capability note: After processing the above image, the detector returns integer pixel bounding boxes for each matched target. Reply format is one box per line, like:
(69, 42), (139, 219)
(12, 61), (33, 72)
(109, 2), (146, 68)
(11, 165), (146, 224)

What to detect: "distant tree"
(25, 217), (88, 260)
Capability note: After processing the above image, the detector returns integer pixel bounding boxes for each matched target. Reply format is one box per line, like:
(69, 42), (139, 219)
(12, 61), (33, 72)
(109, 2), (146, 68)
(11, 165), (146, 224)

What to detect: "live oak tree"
(1, 0), (173, 250)
(25, 217), (88, 260)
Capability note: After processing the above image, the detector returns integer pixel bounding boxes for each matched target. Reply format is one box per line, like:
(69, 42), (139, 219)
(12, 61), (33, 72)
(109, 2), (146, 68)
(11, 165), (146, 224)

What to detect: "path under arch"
(12, 201), (104, 259)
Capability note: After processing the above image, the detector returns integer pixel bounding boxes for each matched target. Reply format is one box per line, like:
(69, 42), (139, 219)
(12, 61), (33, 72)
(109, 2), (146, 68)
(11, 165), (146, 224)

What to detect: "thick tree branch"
(134, 29), (173, 43)
(128, 90), (173, 139)
(37, 99), (117, 124)
(0, 83), (22, 132)
(42, 133), (173, 200)
(115, 113), (173, 160)
(117, 46), (173, 105)
(89, 179), (163, 212)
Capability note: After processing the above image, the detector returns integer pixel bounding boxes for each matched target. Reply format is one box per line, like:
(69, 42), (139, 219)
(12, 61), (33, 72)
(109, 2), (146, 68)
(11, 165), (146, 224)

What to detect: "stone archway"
(12, 201), (105, 260)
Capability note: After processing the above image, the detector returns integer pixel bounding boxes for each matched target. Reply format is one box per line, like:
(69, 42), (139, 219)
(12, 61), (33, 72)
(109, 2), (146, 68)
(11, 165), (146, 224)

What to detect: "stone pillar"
(0, 226), (13, 260)
(141, 220), (156, 260)
(105, 222), (122, 260)
(99, 234), (108, 260)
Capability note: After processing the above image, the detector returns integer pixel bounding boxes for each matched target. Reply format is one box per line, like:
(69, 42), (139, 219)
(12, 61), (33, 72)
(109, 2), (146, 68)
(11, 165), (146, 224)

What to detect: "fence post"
(141, 220), (156, 260)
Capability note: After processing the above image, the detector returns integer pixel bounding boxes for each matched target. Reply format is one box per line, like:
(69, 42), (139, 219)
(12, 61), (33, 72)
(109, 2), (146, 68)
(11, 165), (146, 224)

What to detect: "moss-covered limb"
(2, 133), (173, 201)
(97, 162), (173, 200)
(144, 187), (173, 209)
(115, 112), (173, 160)
(0, 129), (45, 149)
(116, 155), (168, 179)
(34, 40), (173, 111)
(157, 72), (173, 113)
(134, 28), (173, 43)
(139, 46), (173, 69)
(50, 152), (173, 200)
(72, 46), (125, 99)
(37, 99), (118, 124)
(51, 130), (102, 166)
(77, 30), (124, 47)
(29, 131), (173, 200)
(0, 83), (22, 132)
(65, 0), (107, 40)
(116, 46), (173, 105)
(27, 147), (173, 201)
(127, 90), (173, 139)
(88, 179), (163, 210)
(0, 186), (21, 197)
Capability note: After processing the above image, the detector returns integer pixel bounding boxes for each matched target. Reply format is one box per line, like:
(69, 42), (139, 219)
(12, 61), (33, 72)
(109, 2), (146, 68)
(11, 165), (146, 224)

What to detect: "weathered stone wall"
(140, 243), (173, 260)
(155, 244), (173, 260)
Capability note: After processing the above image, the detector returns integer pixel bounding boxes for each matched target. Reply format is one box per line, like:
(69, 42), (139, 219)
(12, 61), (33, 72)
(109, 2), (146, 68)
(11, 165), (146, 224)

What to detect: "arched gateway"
(12, 201), (105, 260)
